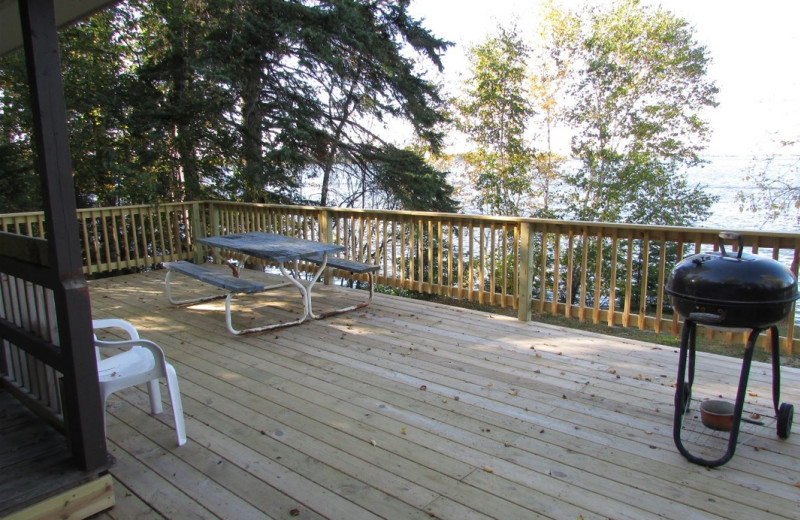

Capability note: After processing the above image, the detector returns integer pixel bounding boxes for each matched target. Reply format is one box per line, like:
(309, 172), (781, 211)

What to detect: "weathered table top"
(197, 232), (345, 264)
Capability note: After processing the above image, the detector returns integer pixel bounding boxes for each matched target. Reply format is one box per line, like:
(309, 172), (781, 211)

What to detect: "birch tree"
(455, 26), (538, 216)
(557, 0), (718, 225)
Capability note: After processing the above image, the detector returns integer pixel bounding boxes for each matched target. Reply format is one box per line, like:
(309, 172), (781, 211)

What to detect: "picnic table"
(164, 232), (377, 334)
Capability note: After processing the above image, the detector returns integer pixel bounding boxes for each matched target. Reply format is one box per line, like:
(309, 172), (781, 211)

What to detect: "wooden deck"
(0, 390), (113, 518)
(85, 268), (800, 520)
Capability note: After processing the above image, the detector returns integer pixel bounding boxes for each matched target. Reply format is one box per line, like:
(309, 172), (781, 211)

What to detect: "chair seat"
(97, 347), (156, 383)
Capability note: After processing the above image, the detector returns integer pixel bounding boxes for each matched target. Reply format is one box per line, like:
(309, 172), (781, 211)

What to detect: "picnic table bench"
(164, 260), (292, 335)
(304, 254), (379, 317)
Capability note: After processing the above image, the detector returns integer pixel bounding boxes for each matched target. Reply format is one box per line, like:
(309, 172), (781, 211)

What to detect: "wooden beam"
(0, 232), (49, 267)
(18, 0), (107, 471)
(1, 474), (115, 520)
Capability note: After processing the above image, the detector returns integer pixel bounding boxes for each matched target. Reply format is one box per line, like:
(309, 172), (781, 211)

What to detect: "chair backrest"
(92, 319), (141, 364)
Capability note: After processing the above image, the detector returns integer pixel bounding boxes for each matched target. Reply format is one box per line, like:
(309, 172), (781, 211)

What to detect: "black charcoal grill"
(666, 232), (797, 467)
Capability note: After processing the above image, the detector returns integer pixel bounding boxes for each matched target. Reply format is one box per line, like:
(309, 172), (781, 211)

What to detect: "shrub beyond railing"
(2, 201), (799, 354)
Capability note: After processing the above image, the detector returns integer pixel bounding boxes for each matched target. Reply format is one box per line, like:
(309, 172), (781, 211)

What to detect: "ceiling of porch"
(0, 0), (120, 56)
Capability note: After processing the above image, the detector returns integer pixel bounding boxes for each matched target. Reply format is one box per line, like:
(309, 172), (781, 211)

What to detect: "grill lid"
(665, 232), (799, 306)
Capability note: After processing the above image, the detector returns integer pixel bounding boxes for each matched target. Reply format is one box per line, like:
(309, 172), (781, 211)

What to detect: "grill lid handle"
(718, 231), (743, 259)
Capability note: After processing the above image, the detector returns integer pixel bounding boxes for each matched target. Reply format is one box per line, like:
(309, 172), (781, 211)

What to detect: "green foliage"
(0, 0), (455, 211)
(367, 145), (458, 212)
(59, 8), (143, 207)
(0, 52), (38, 212)
(278, 0), (453, 207)
(455, 26), (539, 216)
(552, 0), (719, 225)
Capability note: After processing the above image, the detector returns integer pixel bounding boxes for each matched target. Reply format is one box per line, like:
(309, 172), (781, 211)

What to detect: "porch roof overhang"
(0, 0), (121, 57)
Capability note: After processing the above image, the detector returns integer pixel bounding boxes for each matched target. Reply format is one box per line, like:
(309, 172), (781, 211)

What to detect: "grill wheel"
(777, 403), (794, 439)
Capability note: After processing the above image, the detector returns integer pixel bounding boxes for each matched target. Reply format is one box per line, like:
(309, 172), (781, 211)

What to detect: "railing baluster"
(565, 230), (575, 319)
(655, 237), (667, 333)
(638, 232), (650, 330)
(593, 231), (603, 325)
(537, 225), (548, 313)
(608, 231), (618, 327)
(579, 229), (589, 322)
(623, 231), (634, 328)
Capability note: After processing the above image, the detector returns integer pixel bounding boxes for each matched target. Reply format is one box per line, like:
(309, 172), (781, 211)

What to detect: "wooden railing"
(0, 231), (106, 471)
(3, 202), (799, 354)
(0, 234), (62, 425)
(1, 203), (199, 275)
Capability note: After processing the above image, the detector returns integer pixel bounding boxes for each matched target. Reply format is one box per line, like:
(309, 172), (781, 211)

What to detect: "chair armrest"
(93, 318), (140, 340)
(94, 338), (168, 365)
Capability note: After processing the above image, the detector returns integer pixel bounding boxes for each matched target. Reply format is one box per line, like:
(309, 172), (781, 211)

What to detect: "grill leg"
(673, 320), (696, 461)
(673, 322), (764, 467)
(769, 325), (781, 414)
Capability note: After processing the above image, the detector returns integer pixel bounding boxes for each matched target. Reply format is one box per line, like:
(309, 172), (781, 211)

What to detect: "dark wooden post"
(19, 0), (107, 471)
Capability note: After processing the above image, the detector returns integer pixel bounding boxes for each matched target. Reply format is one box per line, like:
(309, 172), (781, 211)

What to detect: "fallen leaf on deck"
(509, 390), (519, 396)
(483, 466), (494, 473)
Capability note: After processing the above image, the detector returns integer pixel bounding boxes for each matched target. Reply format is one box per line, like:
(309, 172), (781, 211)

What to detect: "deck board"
(86, 270), (800, 520)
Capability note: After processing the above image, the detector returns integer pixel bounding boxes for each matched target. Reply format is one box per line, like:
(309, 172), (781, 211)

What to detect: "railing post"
(210, 202), (221, 236)
(518, 222), (534, 322)
(191, 202), (204, 264)
(206, 202), (221, 264)
(319, 208), (334, 286)
(18, 0), (107, 471)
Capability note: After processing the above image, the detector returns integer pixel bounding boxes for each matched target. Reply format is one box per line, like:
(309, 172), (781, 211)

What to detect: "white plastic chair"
(93, 318), (186, 446)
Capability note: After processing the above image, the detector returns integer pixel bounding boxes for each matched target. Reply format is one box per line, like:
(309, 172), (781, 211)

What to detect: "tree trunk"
(241, 69), (264, 201)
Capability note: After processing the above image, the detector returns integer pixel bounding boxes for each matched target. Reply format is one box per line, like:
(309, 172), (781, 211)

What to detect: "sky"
(406, 0), (800, 158)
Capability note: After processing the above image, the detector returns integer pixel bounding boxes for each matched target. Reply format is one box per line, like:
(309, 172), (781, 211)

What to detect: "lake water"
(687, 156), (799, 232)
(310, 154), (799, 232)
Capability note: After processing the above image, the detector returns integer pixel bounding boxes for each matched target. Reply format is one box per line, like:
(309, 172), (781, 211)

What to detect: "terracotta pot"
(700, 400), (734, 431)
